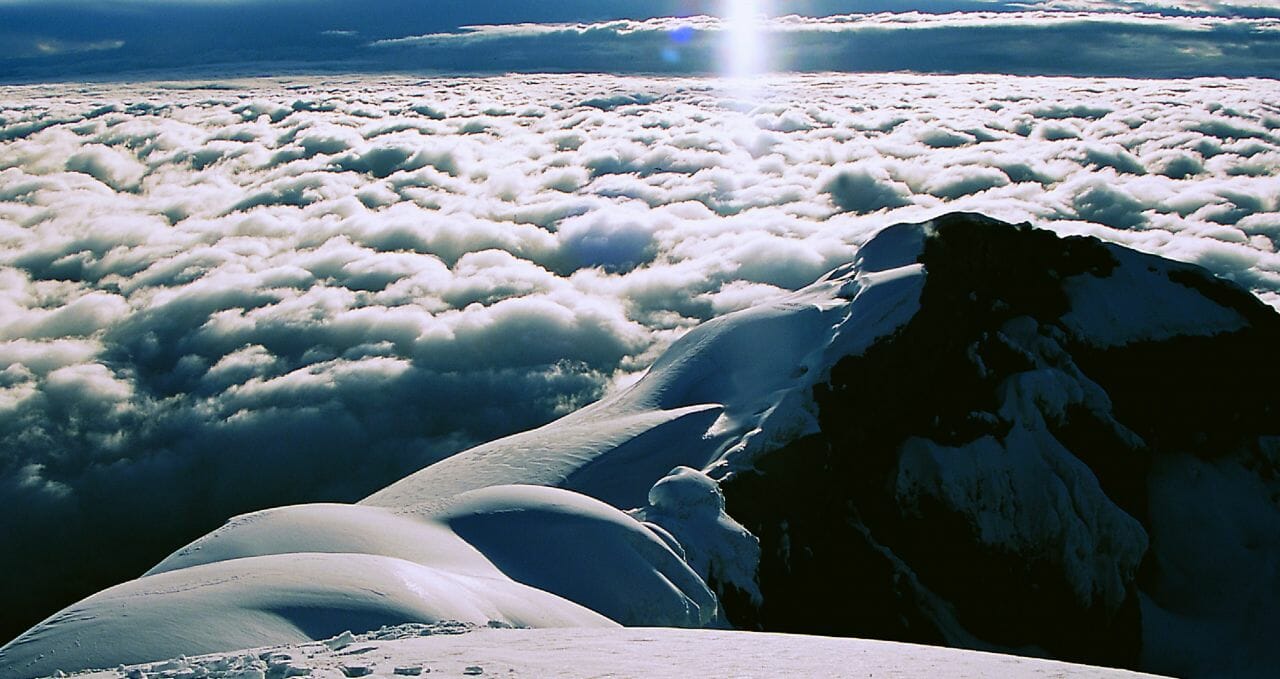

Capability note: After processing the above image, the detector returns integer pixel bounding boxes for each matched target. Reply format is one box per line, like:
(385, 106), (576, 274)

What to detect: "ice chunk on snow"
(638, 467), (762, 606)
(323, 632), (355, 651)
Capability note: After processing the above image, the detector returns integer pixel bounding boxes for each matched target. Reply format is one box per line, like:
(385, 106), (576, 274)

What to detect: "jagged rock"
(721, 213), (1280, 675)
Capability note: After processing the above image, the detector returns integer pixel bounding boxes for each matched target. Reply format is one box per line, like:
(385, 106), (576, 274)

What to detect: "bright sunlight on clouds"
(721, 0), (770, 79)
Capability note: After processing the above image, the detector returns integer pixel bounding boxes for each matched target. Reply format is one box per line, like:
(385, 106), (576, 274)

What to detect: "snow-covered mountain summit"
(2, 213), (1276, 679)
(720, 214), (1280, 677)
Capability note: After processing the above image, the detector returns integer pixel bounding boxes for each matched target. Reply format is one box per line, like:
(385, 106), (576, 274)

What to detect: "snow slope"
(0, 554), (612, 678)
(69, 623), (1165, 679)
(0, 485), (723, 679)
(363, 236), (926, 510)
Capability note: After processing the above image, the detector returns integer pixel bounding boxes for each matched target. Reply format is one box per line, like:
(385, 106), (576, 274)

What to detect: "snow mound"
(2, 212), (931, 678)
(426, 485), (717, 628)
(0, 553), (612, 679)
(1060, 246), (1249, 347)
(5, 482), (729, 677)
(144, 503), (502, 578)
(144, 485), (716, 628)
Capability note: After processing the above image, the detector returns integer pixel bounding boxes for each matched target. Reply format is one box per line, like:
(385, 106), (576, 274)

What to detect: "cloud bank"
(369, 11), (1280, 78)
(3, 3), (1280, 81)
(1, 72), (1279, 641)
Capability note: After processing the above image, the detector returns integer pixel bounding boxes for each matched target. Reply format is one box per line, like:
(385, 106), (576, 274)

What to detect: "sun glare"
(721, 0), (769, 80)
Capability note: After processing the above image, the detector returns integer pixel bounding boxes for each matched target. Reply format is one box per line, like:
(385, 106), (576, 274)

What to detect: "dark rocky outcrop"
(720, 213), (1280, 675)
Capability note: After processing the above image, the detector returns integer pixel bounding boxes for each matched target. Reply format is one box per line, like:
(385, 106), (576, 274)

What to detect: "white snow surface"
(364, 223), (927, 511)
(0, 554), (612, 679)
(141, 485), (716, 629)
(1, 483), (741, 678)
(1060, 245), (1249, 347)
(56, 623), (1166, 679)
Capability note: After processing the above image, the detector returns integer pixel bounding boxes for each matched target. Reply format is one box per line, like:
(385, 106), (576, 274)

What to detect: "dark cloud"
(823, 166), (914, 212)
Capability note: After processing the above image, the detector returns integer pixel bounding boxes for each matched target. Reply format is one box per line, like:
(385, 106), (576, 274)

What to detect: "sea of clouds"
(1, 72), (1278, 639)
(5, 3), (1280, 81)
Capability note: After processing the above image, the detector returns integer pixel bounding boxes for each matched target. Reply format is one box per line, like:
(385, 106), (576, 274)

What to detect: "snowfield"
(67, 624), (1166, 679)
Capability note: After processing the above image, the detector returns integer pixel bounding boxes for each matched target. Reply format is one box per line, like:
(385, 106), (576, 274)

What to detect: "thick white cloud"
(375, 12), (1280, 46)
(365, 10), (1280, 78)
(0, 71), (1278, 642)
(1022, 1), (1280, 14)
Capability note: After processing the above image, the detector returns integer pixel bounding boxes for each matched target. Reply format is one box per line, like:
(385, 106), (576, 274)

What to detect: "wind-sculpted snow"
(44, 624), (1165, 679)
(363, 236), (925, 510)
(0, 552), (611, 679)
(0, 484), (727, 678)
(1, 72), (1280, 642)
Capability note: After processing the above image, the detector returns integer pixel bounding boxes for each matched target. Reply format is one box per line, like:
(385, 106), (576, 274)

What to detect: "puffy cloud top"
(1, 71), (1279, 642)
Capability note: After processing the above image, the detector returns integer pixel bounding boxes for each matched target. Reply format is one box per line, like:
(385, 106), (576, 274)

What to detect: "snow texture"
(635, 466), (763, 604)
(2, 483), (730, 678)
(916, 315), (1145, 600)
(1060, 245), (1249, 346)
(61, 624), (1164, 679)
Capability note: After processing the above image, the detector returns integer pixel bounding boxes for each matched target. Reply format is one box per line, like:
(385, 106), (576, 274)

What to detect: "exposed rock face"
(720, 213), (1280, 675)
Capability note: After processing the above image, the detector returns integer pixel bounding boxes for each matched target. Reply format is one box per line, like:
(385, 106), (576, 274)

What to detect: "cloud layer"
(3, 3), (1280, 80)
(362, 11), (1280, 78)
(2, 72), (1279, 640)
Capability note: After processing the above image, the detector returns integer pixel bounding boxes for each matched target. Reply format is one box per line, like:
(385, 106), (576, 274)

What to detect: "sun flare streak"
(721, 0), (770, 80)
